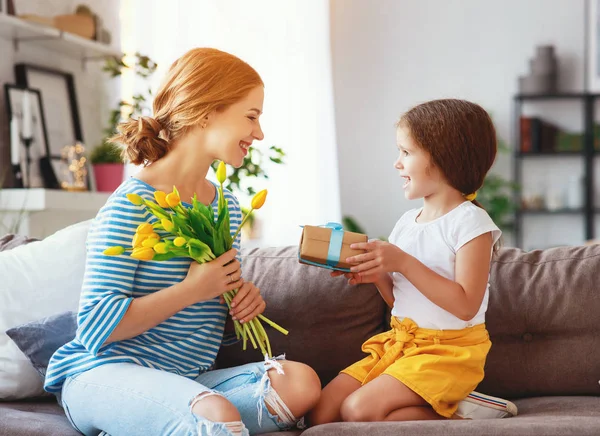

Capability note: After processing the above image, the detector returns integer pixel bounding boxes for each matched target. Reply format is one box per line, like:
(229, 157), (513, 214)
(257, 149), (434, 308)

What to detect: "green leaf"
(212, 226), (225, 257)
(171, 215), (194, 238)
(188, 238), (215, 256)
(152, 251), (187, 261)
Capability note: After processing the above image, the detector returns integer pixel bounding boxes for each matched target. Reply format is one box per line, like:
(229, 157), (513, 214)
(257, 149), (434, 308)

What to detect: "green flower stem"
(230, 208), (254, 242)
(249, 319), (266, 356)
(244, 322), (258, 349)
(258, 314), (289, 335)
(222, 291), (245, 340)
(256, 319), (271, 358)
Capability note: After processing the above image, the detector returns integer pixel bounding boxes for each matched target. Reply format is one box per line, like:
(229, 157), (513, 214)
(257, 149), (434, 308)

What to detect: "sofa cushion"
(301, 397), (600, 436)
(479, 245), (600, 398)
(217, 246), (389, 386)
(0, 220), (90, 400)
(6, 312), (77, 377)
(0, 399), (80, 436)
(0, 234), (37, 252)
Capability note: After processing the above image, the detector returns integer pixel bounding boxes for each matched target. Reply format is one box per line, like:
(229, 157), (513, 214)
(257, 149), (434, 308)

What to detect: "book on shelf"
(520, 116), (559, 153)
(520, 116), (600, 153)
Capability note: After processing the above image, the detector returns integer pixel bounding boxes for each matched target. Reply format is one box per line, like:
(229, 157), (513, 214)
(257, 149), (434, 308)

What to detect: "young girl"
(308, 99), (517, 424)
(44, 48), (321, 436)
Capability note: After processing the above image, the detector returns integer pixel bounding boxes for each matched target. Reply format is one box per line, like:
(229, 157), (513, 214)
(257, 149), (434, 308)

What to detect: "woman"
(44, 47), (321, 436)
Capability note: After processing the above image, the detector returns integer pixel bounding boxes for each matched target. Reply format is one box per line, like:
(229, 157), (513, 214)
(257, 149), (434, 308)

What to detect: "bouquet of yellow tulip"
(103, 161), (287, 357)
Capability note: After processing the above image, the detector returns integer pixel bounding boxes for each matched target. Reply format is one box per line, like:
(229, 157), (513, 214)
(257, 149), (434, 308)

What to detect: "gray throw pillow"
(6, 311), (77, 377)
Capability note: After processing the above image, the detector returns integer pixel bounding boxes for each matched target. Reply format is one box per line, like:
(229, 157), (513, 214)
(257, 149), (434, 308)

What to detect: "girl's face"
(204, 86), (265, 168)
(394, 126), (444, 200)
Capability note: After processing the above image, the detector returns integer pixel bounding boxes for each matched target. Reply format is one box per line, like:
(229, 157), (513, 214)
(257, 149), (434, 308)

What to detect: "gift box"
(298, 222), (368, 272)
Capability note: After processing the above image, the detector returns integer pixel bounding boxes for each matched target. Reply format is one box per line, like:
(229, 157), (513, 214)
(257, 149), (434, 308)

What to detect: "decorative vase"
(93, 163), (124, 192)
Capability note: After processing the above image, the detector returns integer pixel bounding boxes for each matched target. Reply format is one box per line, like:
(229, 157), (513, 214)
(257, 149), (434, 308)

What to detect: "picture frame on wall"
(14, 63), (84, 158)
(4, 84), (59, 189)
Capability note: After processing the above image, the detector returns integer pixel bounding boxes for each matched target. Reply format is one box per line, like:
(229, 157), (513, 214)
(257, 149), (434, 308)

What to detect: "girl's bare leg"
(306, 373), (361, 426)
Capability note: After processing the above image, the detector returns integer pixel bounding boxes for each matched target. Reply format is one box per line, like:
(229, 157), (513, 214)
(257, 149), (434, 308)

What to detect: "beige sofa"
(1, 237), (599, 435)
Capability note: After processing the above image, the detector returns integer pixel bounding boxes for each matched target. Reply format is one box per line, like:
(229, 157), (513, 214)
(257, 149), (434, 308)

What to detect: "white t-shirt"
(389, 201), (501, 330)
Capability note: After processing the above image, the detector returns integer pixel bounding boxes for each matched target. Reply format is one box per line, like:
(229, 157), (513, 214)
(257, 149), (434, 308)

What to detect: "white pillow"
(0, 220), (91, 399)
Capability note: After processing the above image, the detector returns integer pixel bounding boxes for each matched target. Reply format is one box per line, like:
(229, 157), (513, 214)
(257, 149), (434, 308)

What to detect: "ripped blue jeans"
(60, 358), (297, 435)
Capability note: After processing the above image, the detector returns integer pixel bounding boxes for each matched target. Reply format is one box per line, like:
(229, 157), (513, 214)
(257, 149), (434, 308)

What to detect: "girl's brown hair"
(398, 99), (497, 209)
(398, 99), (500, 250)
(110, 48), (264, 166)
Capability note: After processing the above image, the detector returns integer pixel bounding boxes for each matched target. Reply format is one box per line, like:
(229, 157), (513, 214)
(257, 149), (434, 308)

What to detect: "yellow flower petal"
(154, 191), (169, 208)
(161, 218), (175, 232)
(131, 247), (155, 261)
(153, 242), (168, 254)
(136, 223), (154, 234)
(142, 237), (160, 248)
(132, 233), (148, 248)
(251, 189), (267, 210)
(216, 161), (227, 184)
(126, 193), (144, 206)
(166, 192), (181, 208)
(103, 246), (125, 256)
(173, 236), (187, 247)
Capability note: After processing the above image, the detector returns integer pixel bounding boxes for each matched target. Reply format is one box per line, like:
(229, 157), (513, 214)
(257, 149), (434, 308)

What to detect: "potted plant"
(477, 138), (519, 232)
(89, 141), (123, 192)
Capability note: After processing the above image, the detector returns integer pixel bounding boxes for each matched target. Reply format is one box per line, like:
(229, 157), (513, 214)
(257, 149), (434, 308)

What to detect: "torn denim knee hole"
(254, 354), (297, 429)
(189, 390), (222, 412)
(190, 391), (249, 436)
(195, 418), (248, 436)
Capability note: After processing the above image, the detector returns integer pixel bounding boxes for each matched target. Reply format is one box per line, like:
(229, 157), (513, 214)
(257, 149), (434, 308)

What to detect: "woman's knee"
(267, 360), (321, 418)
(191, 392), (241, 423)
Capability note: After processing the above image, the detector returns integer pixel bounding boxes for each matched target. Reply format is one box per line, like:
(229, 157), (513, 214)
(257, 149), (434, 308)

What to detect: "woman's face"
(204, 86), (265, 168)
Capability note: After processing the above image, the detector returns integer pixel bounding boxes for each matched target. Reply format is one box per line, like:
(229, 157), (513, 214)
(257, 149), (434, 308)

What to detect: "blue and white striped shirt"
(44, 177), (242, 393)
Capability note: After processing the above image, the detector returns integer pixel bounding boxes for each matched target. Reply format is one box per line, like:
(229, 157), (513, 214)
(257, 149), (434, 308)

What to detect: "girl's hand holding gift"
(330, 270), (382, 286)
(346, 240), (406, 276)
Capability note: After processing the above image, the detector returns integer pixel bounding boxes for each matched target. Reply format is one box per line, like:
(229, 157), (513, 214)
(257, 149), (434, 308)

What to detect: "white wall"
(0, 0), (121, 182)
(331, 0), (588, 249)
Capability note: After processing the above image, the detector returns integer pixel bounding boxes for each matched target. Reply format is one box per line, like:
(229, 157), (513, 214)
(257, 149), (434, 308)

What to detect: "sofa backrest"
(219, 244), (600, 399)
(480, 244), (600, 398)
(216, 246), (388, 385)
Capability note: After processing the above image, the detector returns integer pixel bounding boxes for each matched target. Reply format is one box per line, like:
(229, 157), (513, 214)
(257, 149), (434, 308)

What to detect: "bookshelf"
(0, 13), (122, 66)
(512, 93), (600, 248)
(0, 188), (109, 238)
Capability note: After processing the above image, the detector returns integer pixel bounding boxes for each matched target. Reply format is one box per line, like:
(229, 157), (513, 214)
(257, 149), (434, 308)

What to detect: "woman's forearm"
(105, 281), (196, 344)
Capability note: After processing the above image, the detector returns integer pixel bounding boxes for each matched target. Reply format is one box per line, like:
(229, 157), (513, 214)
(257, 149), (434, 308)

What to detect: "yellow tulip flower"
(166, 191), (181, 208)
(216, 161), (227, 184)
(154, 191), (169, 208)
(103, 246), (125, 256)
(131, 247), (155, 261)
(126, 193), (144, 206)
(251, 190), (268, 210)
(173, 236), (187, 247)
(142, 237), (160, 248)
(153, 242), (168, 254)
(136, 223), (154, 234)
(161, 218), (175, 232)
(132, 233), (148, 248)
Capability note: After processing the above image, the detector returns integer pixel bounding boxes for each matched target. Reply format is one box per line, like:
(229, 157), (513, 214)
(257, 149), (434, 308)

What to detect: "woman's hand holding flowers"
(184, 248), (243, 302)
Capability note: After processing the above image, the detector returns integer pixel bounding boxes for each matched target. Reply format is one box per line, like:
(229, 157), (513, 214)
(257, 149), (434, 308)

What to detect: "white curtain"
(120, 0), (341, 247)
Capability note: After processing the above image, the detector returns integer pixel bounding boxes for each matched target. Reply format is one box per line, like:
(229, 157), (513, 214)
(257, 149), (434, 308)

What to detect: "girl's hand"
(183, 248), (243, 303)
(345, 240), (405, 276)
(330, 270), (381, 285)
(229, 281), (266, 323)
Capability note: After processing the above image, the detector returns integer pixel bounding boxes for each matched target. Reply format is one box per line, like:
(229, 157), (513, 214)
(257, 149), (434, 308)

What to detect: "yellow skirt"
(341, 317), (491, 418)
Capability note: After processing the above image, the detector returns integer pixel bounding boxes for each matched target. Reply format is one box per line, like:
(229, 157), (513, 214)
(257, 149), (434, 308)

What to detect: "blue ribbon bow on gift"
(299, 222), (351, 272)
